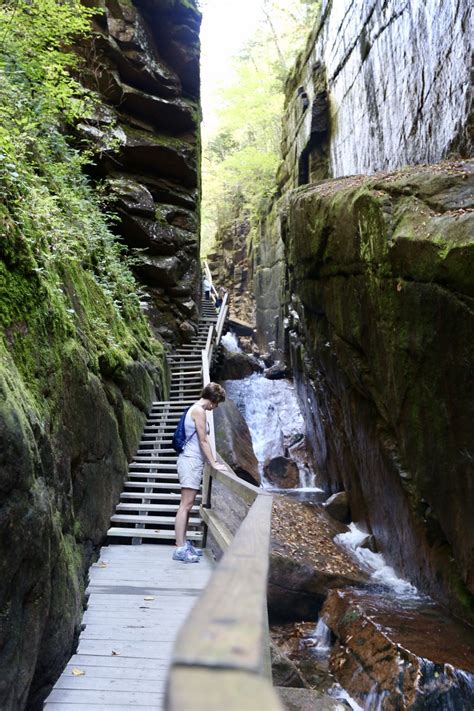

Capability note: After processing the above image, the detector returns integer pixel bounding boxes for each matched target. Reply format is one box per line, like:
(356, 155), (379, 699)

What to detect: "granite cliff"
(239, 0), (474, 620)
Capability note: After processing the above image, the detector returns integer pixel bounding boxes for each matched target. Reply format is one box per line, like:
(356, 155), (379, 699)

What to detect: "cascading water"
(334, 523), (418, 596)
(224, 372), (321, 491)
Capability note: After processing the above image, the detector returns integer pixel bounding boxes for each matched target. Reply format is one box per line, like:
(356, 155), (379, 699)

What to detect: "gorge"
(0, 0), (473, 709)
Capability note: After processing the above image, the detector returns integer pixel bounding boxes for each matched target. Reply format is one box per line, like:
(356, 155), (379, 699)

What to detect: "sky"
(199, 0), (265, 134)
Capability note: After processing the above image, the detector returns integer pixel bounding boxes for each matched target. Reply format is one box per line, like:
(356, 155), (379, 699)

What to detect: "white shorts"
(177, 454), (204, 490)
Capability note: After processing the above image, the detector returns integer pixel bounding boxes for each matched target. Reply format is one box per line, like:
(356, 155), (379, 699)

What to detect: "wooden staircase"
(107, 299), (218, 545)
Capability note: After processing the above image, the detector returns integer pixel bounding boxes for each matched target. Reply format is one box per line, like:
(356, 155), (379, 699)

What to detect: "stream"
(220, 334), (474, 710)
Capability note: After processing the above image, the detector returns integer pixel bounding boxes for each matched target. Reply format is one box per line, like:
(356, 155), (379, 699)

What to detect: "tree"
(201, 0), (321, 254)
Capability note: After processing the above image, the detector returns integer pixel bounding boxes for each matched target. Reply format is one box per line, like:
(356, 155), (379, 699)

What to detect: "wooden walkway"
(44, 545), (213, 710)
(44, 300), (220, 709)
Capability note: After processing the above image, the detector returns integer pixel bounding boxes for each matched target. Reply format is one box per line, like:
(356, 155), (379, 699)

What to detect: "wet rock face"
(218, 348), (263, 380)
(78, 0), (202, 346)
(213, 399), (260, 485)
(281, 0), (472, 189)
(264, 456), (300, 489)
(284, 162), (474, 622)
(0, 346), (162, 710)
(322, 588), (474, 709)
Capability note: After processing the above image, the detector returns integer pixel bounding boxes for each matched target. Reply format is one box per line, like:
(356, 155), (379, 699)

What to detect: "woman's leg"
(175, 487), (198, 547)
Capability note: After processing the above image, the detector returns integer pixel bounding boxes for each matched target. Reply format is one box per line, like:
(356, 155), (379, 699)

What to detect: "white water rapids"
(223, 372), (321, 490)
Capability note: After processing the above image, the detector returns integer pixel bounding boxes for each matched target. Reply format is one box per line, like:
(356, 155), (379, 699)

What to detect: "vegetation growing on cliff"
(0, 0), (164, 402)
(201, 0), (321, 253)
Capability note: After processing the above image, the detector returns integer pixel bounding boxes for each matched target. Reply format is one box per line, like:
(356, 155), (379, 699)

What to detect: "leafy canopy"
(201, 0), (321, 254)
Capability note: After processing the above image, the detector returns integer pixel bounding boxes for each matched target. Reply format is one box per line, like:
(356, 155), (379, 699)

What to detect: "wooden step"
(107, 527), (201, 540)
(129, 466), (178, 474)
(110, 514), (201, 525)
(133, 457), (178, 464)
(121, 491), (201, 500)
(137, 447), (176, 454)
(117, 503), (198, 512)
(123, 481), (183, 490)
(152, 400), (195, 406)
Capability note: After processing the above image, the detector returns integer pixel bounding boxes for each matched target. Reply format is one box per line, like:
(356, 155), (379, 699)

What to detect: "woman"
(173, 382), (228, 563)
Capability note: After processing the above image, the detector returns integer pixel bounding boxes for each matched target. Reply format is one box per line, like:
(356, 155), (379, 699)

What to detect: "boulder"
(269, 497), (370, 621)
(323, 588), (474, 709)
(264, 456), (300, 489)
(322, 492), (349, 523)
(270, 642), (307, 688)
(219, 348), (263, 380)
(213, 399), (260, 485)
(277, 688), (347, 711)
(264, 361), (291, 380)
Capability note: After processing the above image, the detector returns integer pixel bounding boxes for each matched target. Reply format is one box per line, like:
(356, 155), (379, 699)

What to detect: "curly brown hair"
(200, 382), (226, 404)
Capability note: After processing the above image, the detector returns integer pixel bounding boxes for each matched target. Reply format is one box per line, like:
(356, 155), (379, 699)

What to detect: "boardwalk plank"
(45, 546), (213, 709)
(47, 689), (163, 705)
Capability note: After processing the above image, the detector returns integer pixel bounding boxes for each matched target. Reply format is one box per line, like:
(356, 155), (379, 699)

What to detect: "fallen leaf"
(71, 668), (85, 676)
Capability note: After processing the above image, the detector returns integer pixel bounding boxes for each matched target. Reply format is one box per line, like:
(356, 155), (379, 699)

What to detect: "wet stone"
(322, 492), (350, 523)
(323, 588), (474, 709)
(264, 455), (300, 489)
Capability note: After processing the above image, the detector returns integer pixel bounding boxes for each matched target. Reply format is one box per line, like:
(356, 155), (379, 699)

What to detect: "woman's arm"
(193, 407), (227, 472)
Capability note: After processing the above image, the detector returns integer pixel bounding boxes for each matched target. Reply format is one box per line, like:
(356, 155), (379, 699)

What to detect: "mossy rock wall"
(277, 160), (474, 622)
(0, 252), (166, 709)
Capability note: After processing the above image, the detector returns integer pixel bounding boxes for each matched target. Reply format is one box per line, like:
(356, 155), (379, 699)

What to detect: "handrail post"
(201, 463), (212, 548)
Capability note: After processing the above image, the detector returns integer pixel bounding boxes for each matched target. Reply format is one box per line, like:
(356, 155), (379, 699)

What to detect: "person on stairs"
(203, 274), (211, 301)
(173, 382), (228, 563)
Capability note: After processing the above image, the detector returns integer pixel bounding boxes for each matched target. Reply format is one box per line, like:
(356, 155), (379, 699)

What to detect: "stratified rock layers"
(283, 162), (474, 621)
(79, 0), (202, 345)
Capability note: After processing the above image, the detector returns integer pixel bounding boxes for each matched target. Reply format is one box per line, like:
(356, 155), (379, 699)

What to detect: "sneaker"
(186, 540), (203, 557)
(172, 546), (199, 563)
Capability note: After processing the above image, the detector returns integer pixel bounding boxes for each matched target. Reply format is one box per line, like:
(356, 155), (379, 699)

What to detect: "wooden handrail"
(166, 492), (281, 710)
(214, 292), (228, 343)
(201, 349), (216, 459)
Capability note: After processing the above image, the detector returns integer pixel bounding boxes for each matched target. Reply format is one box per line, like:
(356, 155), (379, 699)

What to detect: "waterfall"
(334, 523), (418, 597)
(223, 372), (321, 491)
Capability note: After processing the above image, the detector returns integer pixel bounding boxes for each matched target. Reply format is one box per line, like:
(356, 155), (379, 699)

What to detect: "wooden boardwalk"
(44, 545), (213, 710)
(44, 298), (224, 709)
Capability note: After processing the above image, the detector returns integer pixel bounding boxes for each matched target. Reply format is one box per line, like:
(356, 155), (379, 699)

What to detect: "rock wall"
(0, 1), (202, 708)
(280, 0), (472, 191)
(285, 162), (474, 621)
(0, 272), (166, 710)
(78, 0), (202, 345)
(249, 2), (474, 620)
(254, 0), (473, 355)
(207, 217), (256, 326)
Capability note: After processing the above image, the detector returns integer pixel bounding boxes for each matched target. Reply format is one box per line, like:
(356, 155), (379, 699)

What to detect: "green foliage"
(201, 0), (321, 253)
(0, 0), (163, 407)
